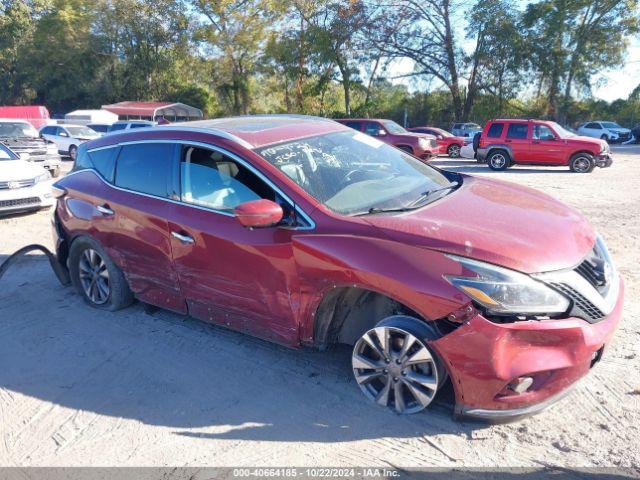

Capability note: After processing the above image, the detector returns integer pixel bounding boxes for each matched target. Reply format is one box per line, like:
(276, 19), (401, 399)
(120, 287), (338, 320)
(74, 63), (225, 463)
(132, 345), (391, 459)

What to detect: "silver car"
(450, 122), (483, 138)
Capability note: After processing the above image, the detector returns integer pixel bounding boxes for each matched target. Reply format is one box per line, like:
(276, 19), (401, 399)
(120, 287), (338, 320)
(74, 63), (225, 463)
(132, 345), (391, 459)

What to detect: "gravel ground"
(0, 149), (639, 468)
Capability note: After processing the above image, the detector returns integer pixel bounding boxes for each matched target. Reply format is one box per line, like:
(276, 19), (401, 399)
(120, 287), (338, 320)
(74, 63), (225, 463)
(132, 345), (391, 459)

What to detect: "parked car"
(87, 123), (112, 135)
(631, 124), (640, 144)
(407, 126), (466, 158)
(0, 143), (54, 215)
(476, 119), (613, 173)
(450, 122), (482, 138)
(335, 118), (439, 159)
(51, 115), (623, 420)
(0, 119), (62, 177)
(577, 121), (632, 143)
(40, 124), (100, 160)
(106, 120), (156, 134)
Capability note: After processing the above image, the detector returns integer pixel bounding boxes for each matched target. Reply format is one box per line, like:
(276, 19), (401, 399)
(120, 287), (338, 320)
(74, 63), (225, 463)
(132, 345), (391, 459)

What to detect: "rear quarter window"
(88, 148), (118, 182)
(486, 123), (504, 138)
(506, 123), (529, 139)
(115, 143), (175, 197)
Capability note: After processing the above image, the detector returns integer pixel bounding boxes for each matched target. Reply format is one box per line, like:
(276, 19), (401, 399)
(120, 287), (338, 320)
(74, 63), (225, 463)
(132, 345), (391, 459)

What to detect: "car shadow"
(0, 257), (486, 444)
(431, 159), (572, 175)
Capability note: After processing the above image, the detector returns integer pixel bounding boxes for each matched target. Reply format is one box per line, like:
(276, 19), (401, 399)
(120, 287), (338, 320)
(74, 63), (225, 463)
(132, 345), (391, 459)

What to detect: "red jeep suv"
(51, 115), (623, 421)
(476, 119), (613, 172)
(335, 118), (439, 160)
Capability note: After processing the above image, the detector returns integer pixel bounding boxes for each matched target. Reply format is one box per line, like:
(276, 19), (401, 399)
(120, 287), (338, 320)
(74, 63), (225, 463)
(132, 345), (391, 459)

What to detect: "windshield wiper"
(353, 206), (418, 216)
(406, 181), (459, 208)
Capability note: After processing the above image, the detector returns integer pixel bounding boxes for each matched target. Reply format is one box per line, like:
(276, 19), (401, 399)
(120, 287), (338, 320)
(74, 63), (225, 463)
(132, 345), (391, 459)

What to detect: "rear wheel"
(69, 236), (133, 311)
(447, 144), (461, 158)
(569, 153), (595, 173)
(352, 316), (445, 414)
(487, 150), (510, 170)
(398, 145), (414, 155)
(600, 134), (608, 142)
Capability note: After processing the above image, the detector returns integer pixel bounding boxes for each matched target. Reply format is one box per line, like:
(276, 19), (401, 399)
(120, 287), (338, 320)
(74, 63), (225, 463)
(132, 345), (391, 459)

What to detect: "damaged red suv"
(52, 115), (623, 420)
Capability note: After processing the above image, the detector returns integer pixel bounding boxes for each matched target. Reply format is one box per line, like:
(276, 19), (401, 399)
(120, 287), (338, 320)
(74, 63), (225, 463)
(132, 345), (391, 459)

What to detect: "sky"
(386, 7), (640, 103)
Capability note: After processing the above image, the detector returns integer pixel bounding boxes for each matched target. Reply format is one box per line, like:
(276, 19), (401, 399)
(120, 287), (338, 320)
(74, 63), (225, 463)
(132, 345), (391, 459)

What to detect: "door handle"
(171, 231), (195, 244)
(96, 204), (114, 216)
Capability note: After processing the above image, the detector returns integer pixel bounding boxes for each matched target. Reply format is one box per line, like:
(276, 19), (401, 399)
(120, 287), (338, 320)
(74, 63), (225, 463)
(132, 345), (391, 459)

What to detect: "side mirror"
(544, 135), (556, 141)
(19, 152), (30, 161)
(59, 132), (68, 137)
(377, 129), (386, 136)
(234, 199), (283, 228)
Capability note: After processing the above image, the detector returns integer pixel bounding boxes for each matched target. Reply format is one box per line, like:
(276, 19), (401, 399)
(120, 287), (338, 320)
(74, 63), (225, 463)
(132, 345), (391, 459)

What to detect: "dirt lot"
(1, 148), (639, 468)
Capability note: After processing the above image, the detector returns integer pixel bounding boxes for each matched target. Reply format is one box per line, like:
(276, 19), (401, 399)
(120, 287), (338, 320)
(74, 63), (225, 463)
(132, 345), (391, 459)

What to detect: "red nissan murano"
(52, 115), (624, 421)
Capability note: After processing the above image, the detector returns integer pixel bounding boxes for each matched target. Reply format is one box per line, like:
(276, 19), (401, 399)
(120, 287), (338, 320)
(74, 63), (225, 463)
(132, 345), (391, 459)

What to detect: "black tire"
(569, 153), (595, 173)
(487, 149), (510, 171)
(68, 145), (78, 161)
(398, 145), (414, 155)
(69, 236), (134, 311)
(600, 134), (608, 142)
(351, 315), (447, 414)
(447, 144), (461, 158)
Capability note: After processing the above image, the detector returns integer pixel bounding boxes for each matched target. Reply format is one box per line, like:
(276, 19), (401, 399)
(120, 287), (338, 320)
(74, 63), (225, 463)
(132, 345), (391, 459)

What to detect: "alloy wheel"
(448, 145), (461, 158)
(352, 326), (440, 414)
(78, 248), (110, 305)
(572, 156), (591, 173)
(489, 153), (507, 169)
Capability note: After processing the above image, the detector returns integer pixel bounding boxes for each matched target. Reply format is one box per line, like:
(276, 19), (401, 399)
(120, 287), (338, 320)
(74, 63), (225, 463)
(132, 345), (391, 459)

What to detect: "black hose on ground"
(0, 244), (71, 286)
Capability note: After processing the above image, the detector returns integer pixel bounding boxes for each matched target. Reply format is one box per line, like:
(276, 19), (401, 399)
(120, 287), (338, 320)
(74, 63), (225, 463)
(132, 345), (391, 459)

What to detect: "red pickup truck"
(476, 119), (613, 173)
(335, 118), (439, 160)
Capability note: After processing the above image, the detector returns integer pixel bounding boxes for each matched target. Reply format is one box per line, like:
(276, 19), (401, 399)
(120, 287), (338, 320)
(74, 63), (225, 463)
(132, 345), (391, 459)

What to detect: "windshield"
(382, 121), (407, 134)
(256, 130), (454, 216)
(0, 144), (19, 160)
(602, 122), (621, 129)
(436, 128), (453, 137)
(549, 122), (576, 139)
(65, 126), (97, 137)
(464, 123), (481, 130)
(0, 122), (39, 138)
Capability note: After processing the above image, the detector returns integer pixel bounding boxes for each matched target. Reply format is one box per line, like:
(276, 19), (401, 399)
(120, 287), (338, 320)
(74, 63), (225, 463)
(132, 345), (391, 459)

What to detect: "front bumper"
(0, 181), (55, 214)
(431, 277), (624, 422)
(595, 153), (613, 168)
(29, 154), (62, 172)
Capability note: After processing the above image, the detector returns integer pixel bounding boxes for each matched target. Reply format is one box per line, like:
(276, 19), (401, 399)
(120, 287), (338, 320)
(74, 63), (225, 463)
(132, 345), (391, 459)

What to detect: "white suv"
(40, 124), (100, 160)
(577, 121), (632, 143)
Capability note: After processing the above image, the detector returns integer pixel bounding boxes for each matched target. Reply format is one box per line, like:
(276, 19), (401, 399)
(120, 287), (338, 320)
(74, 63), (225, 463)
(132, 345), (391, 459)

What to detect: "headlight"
(444, 255), (570, 316)
(35, 172), (50, 183)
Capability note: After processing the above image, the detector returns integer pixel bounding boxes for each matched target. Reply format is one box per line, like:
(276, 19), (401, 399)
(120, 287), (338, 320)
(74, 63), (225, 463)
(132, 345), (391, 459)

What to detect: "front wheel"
(69, 236), (134, 311)
(447, 144), (461, 158)
(569, 153), (595, 173)
(352, 316), (446, 414)
(487, 150), (510, 170)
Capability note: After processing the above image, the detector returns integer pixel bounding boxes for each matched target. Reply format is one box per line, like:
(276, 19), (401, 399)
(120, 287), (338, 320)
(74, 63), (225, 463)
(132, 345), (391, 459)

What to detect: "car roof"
(178, 115), (348, 148)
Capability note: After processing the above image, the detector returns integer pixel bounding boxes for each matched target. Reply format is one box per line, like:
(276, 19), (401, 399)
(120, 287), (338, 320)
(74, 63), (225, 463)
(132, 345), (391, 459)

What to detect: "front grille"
(0, 179), (36, 190)
(550, 283), (605, 323)
(0, 197), (41, 209)
(575, 257), (606, 290)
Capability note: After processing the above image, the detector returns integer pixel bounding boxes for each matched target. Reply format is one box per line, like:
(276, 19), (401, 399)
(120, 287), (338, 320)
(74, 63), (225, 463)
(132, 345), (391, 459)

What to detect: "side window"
(343, 121), (362, 130)
(364, 122), (383, 136)
(180, 146), (275, 211)
(486, 123), (504, 138)
(109, 123), (126, 132)
(115, 143), (174, 197)
(585, 122), (599, 129)
(506, 123), (529, 139)
(88, 147), (118, 182)
(452, 124), (461, 130)
(57, 127), (68, 136)
(41, 126), (54, 135)
(130, 123), (148, 129)
(533, 125), (555, 140)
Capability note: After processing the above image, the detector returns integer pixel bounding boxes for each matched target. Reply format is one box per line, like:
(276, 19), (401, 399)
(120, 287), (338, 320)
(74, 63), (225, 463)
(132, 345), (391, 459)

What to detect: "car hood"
(362, 175), (595, 274)
(607, 128), (631, 134)
(566, 135), (607, 149)
(0, 160), (47, 180)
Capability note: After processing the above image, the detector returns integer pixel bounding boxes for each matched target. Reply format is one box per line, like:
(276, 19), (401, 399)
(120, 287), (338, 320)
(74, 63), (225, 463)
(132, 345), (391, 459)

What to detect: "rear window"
(115, 143), (175, 197)
(486, 123), (504, 138)
(109, 123), (127, 131)
(506, 123), (529, 139)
